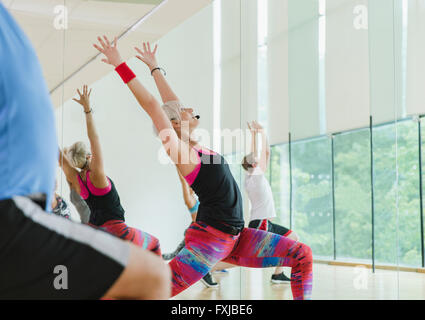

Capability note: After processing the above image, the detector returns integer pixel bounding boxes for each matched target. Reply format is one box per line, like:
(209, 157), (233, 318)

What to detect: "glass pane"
(269, 145), (291, 228)
(420, 118), (425, 266)
(15, 0), (425, 302)
(240, 0), (294, 300)
(292, 138), (334, 259)
(373, 124), (398, 266)
(397, 120), (422, 267)
(288, 0), (321, 141)
(369, 0), (399, 299)
(397, 0), (425, 300)
(334, 130), (372, 262)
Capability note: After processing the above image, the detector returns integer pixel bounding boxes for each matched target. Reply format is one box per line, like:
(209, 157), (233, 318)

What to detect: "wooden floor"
(173, 263), (425, 300)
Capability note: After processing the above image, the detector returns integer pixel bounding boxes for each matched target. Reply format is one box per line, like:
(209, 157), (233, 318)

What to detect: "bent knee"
(299, 243), (313, 262)
(133, 247), (169, 277)
(134, 251), (171, 299)
(116, 245), (171, 299)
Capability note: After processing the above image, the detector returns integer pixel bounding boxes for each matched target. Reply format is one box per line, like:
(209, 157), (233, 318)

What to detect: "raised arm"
(248, 121), (258, 157)
(72, 85), (108, 188)
(93, 36), (197, 176)
(58, 148), (80, 192)
(250, 121), (270, 173)
(135, 42), (179, 104)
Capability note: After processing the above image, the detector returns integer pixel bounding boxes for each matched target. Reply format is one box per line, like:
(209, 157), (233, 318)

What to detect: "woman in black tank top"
(77, 171), (124, 226)
(190, 149), (244, 233)
(96, 38), (313, 299)
(58, 85), (161, 255)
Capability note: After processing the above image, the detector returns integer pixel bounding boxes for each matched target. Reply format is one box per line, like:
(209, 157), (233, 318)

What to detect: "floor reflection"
(173, 263), (425, 300)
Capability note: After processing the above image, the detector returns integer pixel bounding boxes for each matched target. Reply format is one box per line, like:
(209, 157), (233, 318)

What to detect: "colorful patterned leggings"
(90, 220), (162, 256)
(169, 222), (313, 300)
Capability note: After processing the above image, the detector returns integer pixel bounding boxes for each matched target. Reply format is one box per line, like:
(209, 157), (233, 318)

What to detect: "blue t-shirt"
(0, 4), (58, 209)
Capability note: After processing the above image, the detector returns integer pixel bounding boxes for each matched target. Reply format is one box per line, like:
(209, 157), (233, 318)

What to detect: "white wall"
(406, 0), (425, 117)
(326, 0), (370, 133)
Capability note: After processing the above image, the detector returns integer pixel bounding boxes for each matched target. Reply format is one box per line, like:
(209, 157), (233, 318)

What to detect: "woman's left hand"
(135, 42), (159, 71)
(249, 120), (264, 132)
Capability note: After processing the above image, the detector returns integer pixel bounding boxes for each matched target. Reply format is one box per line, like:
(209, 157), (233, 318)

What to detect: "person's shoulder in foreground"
(0, 3), (58, 208)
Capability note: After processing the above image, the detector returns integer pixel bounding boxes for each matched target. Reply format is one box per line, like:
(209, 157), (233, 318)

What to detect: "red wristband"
(115, 62), (136, 84)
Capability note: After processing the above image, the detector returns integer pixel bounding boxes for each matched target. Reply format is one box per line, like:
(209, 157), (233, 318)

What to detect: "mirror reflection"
(2, 0), (425, 301)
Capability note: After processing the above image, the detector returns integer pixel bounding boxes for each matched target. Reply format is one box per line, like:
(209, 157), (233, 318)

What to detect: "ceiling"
(4, 0), (211, 106)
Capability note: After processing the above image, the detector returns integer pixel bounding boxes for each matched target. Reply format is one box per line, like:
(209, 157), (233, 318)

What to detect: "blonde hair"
(152, 101), (184, 137)
(162, 100), (183, 121)
(65, 141), (89, 169)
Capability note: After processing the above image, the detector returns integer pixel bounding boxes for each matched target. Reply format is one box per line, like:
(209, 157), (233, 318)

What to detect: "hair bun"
(66, 141), (89, 169)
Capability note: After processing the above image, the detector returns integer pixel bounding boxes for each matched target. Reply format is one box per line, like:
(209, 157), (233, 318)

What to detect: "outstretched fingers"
(93, 35), (112, 52)
(146, 42), (158, 54)
(97, 36), (107, 50)
(135, 46), (144, 56)
(94, 35), (120, 65)
(93, 43), (104, 53)
(103, 35), (111, 47)
(135, 47), (147, 63)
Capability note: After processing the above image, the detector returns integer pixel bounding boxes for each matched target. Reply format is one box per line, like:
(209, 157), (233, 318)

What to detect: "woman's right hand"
(93, 35), (123, 67)
(73, 85), (92, 112)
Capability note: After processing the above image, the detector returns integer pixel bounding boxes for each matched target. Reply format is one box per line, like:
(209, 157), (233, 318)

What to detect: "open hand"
(248, 120), (264, 133)
(73, 85), (92, 111)
(135, 42), (158, 70)
(93, 35), (123, 67)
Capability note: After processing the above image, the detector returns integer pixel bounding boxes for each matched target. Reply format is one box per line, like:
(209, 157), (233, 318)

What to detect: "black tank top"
(190, 149), (244, 233)
(79, 172), (125, 226)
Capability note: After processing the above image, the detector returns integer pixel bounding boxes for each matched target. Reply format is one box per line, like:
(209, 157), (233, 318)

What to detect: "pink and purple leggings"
(90, 220), (162, 256)
(169, 222), (313, 300)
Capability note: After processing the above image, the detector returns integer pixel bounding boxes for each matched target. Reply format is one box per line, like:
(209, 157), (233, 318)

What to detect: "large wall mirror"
(7, 0), (425, 300)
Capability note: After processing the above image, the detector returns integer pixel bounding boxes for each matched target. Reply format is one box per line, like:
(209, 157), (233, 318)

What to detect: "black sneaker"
(201, 273), (219, 288)
(271, 272), (291, 284)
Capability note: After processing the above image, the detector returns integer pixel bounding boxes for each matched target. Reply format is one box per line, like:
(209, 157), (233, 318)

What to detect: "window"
(334, 129), (372, 262)
(396, 120), (421, 266)
(373, 123), (398, 265)
(269, 144), (291, 228)
(291, 137), (333, 258)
